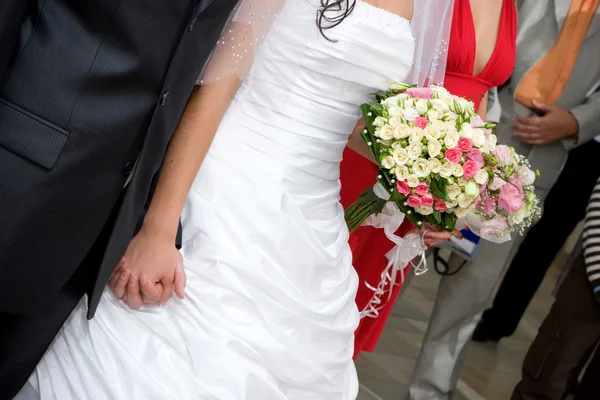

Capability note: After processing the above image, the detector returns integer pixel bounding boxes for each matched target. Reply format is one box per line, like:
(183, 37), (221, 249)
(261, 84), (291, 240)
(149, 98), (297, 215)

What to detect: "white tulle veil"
(199, 0), (455, 87)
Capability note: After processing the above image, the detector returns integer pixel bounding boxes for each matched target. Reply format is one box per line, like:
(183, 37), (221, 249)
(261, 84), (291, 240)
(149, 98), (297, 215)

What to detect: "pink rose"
(407, 195), (422, 208)
(489, 176), (506, 191)
(414, 117), (429, 129)
(420, 194), (434, 207)
(462, 160), (480, 179)
(480, 215), (508, 237)
(444, 148), (463, 164)
(493, 145), (513, 165)
(498, 183), (524, 214)
(457, 137), (473, 152)
(466, 148), (484, 169)
(406, 87), (433, 100)
(415, 182), (429, 196)
(509, 174), (524, 194)
(396, 181), (411, 196)
(434, 199), (447, 212)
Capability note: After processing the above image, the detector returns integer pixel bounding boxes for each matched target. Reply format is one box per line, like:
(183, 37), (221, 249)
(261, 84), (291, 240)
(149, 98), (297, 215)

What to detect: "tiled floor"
(355, 247), (567, 400)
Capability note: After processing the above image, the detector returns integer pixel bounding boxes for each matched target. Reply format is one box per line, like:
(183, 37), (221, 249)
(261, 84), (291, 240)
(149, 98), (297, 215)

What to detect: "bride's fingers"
(174, 257), (187, 300)
(112, 269), (131, 299)
(126, 276), (143, 310)
(109, 258), (126, 282)
(140, 277), (162, 305)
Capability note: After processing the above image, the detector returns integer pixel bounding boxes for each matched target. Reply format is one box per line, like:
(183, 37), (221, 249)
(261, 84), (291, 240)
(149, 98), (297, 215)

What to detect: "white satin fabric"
(26, 1), (415, 399)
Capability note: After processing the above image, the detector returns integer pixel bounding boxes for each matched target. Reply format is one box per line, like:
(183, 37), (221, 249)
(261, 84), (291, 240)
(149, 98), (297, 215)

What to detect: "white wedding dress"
(24, 1), (415, 399)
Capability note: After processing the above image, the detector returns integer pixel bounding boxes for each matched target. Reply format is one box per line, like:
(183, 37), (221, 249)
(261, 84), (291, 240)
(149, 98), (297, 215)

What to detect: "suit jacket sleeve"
(565, 87), (600, 149)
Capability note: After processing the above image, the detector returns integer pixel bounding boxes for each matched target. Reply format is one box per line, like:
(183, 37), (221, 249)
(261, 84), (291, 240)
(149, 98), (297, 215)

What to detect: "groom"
(0, 0), (237, 398)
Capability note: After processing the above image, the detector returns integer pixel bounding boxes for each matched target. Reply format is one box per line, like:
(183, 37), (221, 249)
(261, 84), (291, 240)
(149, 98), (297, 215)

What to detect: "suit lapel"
(195, 0), (216, 16)
(554, 0), (600, 40)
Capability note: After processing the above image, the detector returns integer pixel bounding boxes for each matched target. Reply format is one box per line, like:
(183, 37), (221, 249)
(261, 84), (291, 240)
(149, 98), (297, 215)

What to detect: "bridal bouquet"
(345, 82), (541, 241)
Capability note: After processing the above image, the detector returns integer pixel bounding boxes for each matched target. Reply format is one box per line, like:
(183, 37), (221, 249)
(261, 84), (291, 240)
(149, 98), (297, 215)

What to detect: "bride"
(20, 0), (453, 399)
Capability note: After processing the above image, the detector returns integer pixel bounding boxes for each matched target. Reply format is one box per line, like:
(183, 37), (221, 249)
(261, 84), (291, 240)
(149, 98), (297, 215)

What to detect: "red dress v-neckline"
(465, 0), (507, 78)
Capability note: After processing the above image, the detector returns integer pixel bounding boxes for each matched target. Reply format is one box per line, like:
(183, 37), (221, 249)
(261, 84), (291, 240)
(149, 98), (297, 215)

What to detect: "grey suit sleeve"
(486, 87), (502, 123)
(566, 87), (600, 149)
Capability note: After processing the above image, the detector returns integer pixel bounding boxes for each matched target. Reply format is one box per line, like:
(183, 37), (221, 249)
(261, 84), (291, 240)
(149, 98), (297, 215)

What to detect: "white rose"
(427, 109), (442, 121)
(415, 206), (434, 216)
(460, 123), (474, 139)
(444, 130), (460, 148)
(427, 139), (442, 158)
(389, 115), (403, 128)
(485, 133), (498, 152)
(455, 207), (469, 218)
(457, 193), (473, 209)
(445, 199), (458, 209)
(424, 124), (441, 141)
(392, 147), (409, 165)
(407, 142), (423, 159)
(446, 184), (462, 200)
(381, 155), (395, 170)
(373, 116), (386, 127)
(457, 177), (468, 187)
(432, 120), (448, 137)
(415, 99), (429, 115)
(440, 162), (454, 178)
(444, 112), (459, 121)
(452, 164), (464, 177)
(410, 127), (424, 144)
(403, 107), (419, 122)
(474, 169), (489, 185)
(413, 158), (431, 178)
(375, 125), (394, 140)
(393, 124), (411, 139)
(406, 174), (420, 188)
(428, 158), (442, 174)
(432, 99), (451, 113)
(509, 206), (529, 225)
(396, 165), (409, 181)
(472, 128), (486, 147)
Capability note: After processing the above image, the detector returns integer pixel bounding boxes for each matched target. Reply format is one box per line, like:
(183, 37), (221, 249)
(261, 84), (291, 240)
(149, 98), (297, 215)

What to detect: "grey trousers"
(405, 236), (524, 400)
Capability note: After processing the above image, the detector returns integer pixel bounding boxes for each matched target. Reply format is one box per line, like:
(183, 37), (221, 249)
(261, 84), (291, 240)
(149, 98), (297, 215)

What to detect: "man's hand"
(512, 100), (579, 145)
(108, 228), (186, 310)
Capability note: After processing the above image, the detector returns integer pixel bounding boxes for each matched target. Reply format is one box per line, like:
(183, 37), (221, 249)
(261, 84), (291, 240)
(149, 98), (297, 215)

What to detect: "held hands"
(108, 227), (186, 309)
(512, 100), (579, 145)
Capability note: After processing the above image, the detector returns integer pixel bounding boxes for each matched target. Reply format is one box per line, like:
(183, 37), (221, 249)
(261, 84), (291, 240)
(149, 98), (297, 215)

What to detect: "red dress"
(340, 0), (517, 359)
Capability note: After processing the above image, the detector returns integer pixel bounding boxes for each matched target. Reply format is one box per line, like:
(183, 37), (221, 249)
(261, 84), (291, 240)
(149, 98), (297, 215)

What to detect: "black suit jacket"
(0, 0), (237, 316)
(0, 0), (37, 81)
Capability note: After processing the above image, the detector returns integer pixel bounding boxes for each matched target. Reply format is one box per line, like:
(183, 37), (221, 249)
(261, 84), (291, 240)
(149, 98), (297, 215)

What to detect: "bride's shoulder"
(360, 0), (414, 21)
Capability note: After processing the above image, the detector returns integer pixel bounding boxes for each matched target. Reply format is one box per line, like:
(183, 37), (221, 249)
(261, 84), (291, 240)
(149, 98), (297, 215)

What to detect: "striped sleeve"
(582, 177), (600, 300)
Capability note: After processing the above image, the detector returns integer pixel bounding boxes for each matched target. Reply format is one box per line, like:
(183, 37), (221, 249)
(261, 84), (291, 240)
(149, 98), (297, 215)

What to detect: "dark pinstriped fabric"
(0, 0), (237, 314)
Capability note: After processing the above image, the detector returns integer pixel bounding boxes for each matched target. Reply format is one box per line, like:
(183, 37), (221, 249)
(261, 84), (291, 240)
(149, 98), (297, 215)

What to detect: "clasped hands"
(108, 227), (186, 310)
(512, 100), (579, 145)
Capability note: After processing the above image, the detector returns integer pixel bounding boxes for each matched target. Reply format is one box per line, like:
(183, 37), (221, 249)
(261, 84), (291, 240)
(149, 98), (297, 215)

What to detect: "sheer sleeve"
(406, 0), (455, 87)
(198, 0), (285, 85)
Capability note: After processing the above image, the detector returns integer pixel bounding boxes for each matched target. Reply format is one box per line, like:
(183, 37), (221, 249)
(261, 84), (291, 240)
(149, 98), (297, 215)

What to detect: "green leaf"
(433, 210), (442, 225)
(429, 179), (452, 202)
(443, 213), (456, 231)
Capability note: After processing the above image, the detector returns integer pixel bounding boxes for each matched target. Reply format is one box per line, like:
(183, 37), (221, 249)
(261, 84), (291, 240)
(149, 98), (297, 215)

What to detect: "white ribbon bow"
(359, 183), (427, 319)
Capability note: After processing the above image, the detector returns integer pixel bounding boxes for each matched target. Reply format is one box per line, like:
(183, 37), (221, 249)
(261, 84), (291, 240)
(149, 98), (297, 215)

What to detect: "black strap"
(432, 248), (468, 276)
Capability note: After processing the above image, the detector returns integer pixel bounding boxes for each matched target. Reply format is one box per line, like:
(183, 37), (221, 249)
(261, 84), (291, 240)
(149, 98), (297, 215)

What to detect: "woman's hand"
(108, 226), (186, 310)
(419, 222), (463, 248)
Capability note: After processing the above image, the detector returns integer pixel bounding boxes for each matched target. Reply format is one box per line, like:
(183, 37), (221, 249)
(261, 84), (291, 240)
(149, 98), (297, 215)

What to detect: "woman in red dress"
(341, 0), (517, 359)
